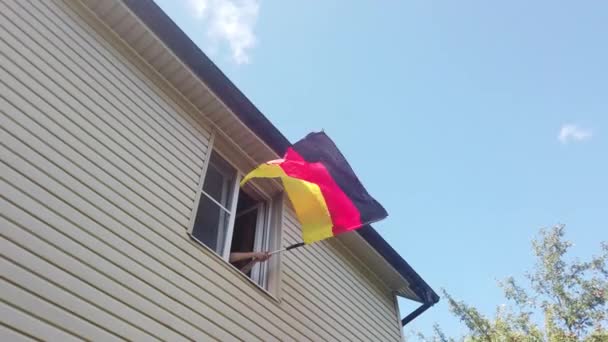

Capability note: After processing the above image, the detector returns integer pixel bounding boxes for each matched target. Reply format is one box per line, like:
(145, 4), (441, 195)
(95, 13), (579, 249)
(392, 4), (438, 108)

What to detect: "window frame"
(250, 202), (270, 288)
(187, 131), (282, 296)
(219, 173), (241, 260)
(188, 147), (241, 259)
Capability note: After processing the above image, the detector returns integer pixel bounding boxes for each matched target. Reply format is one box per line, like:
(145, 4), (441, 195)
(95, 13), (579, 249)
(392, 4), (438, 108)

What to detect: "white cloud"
(189, 0), (259, 64)
(558, 124), (592, 144)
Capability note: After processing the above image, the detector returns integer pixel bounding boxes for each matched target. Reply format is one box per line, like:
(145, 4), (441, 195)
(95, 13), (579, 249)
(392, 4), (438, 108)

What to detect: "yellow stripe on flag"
(282, 177), (333, 243)
(240, 163), (286, 186)
(241, 163), (333, 244)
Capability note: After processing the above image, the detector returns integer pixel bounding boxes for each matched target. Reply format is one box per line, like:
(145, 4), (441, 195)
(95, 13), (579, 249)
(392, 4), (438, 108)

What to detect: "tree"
(417, 225), (608, 341)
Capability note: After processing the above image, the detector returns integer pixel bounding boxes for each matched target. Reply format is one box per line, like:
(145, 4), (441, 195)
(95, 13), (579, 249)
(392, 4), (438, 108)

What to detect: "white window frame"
(188, 146), (241, 258)
(218, 172), (242, 260)
(188, 132), (281, 294)
(250, 202), (271, 288)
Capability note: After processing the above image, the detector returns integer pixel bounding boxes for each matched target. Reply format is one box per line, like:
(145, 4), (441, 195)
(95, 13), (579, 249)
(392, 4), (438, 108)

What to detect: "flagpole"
(268, 242), (305, 256)
(235, 243), (303, 273)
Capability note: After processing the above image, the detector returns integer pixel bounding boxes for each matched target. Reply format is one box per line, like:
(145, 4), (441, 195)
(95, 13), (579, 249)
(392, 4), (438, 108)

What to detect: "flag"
(241, 132), (388, 244)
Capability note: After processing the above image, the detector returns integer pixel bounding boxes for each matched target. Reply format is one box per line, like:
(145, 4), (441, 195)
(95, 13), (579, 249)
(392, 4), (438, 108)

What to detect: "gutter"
(401, 302), (433, 326)
(357, 225), (439, 326)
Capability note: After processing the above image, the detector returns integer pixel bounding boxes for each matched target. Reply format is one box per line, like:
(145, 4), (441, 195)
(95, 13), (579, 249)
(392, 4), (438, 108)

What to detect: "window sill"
(187, 232), (282, 305)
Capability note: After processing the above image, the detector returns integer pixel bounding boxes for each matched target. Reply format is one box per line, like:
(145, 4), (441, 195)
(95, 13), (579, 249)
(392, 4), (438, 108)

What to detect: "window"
(191, 151), (238, 257)
(190, 149), (280, 292)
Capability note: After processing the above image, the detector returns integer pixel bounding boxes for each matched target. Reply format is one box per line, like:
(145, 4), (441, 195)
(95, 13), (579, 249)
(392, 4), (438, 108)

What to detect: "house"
(0, 0), (438, 340)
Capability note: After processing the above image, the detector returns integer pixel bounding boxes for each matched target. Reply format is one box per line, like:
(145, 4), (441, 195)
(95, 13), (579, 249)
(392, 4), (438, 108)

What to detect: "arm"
(229, 252), (257, 263)
(229, 251), (271, 263)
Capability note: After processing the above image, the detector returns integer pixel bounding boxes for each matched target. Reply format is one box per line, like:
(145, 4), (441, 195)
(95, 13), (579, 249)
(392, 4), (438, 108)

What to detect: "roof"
(122, 0), (438, 307)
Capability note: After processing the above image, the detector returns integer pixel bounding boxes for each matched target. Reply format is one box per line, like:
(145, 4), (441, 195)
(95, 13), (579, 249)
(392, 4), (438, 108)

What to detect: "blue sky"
(154, 0), (607, 338)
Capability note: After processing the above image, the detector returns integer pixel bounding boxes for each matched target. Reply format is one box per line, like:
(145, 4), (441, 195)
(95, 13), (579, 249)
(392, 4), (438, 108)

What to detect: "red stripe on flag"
(279, 148), (362, 235)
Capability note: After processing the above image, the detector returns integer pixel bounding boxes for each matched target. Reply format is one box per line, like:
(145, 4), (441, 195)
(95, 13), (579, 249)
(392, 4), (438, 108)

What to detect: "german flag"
(241, 132), (388, 244)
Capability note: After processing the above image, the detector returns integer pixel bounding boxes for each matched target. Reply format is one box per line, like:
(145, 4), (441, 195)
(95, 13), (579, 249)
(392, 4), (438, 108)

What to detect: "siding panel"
(1, 249), (159, 341)
(48, 0), (212, 144)
(0, 129), (267, 340)
(0, 7), (197, 206)
(0, 301), (81, 342)
(282, 209), (402, 341)
(24, 0), (208, 165)
(284, 220), (398, 323)
(0, 173), (213, 341)
(0, 323), (37, 342)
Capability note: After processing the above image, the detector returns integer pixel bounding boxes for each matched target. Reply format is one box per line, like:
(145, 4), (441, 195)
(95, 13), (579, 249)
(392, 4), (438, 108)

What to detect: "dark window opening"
(230, 190), (262, 278)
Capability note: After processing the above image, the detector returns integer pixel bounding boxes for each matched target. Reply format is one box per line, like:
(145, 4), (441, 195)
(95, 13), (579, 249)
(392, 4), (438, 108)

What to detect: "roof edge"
(357, 226), (439, 304)
(122, 0), (291, 156)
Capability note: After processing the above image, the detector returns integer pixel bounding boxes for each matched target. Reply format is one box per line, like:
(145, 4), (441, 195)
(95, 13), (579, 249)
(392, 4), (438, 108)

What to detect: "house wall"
(0, 0), (402, 340)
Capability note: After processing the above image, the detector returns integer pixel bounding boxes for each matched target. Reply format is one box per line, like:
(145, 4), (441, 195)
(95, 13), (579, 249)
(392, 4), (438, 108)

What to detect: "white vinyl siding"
(282, 209), (402, 341)
(0, 0), (403, 340)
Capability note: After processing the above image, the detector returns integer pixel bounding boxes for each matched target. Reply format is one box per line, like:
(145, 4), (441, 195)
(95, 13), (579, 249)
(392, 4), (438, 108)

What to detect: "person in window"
(229, 251), (271, 274)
